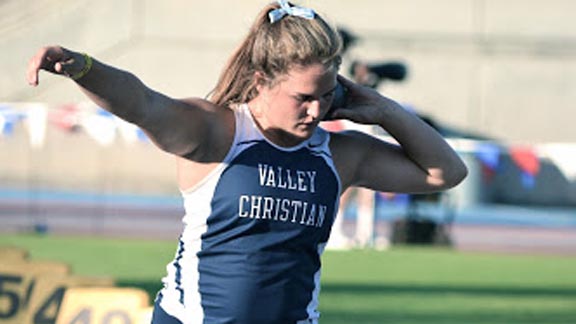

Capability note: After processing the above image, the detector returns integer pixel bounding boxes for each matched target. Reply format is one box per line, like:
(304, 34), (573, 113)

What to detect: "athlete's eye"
(295, 95), (314, 103)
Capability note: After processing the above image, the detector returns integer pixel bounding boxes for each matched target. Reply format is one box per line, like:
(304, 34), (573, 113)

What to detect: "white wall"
(3, 0), (576, 143)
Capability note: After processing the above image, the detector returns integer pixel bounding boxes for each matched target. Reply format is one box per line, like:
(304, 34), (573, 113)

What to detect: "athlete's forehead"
(279, 63), (338, 94)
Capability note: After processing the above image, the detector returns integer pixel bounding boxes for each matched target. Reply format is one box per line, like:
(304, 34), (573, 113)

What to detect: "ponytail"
(209, 2), (342, 107)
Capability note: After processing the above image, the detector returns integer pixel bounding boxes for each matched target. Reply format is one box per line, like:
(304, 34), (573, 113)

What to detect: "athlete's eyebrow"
(295, 85), (338, 98)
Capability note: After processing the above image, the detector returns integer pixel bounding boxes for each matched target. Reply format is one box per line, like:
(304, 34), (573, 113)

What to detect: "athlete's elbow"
(449, 164), (469, 189)
(427, 162), (468, 190)
(448, 163), (468, 188)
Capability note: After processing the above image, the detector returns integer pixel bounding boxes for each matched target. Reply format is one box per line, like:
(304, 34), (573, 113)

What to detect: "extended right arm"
(27, 46), (231, 158)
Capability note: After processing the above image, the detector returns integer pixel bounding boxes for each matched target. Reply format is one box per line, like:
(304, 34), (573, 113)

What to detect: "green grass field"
(1, 234), (575, 324)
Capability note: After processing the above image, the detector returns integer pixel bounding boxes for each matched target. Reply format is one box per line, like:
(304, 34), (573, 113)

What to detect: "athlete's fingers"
(26, 49), (47, 86)
(26, 46), (73, 86)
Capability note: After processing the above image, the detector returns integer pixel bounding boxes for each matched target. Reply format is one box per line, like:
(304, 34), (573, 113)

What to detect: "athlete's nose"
(306, 100), (321, 120)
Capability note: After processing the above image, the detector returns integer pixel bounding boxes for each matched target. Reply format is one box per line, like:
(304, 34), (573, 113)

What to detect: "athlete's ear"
(253, 70), (269, 93)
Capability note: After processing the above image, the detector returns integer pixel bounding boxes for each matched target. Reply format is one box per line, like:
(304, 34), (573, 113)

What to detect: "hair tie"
(268, 0), (315, 24)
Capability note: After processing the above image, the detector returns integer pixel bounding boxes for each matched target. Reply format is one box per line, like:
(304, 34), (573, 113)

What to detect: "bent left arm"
(331, 77), (468, 193)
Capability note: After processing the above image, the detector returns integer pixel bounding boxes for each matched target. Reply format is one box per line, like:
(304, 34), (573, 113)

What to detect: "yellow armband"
(71, 53), (93, 81)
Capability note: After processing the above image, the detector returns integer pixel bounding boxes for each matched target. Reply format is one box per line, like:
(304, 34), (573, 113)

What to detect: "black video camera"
(350, 61), (408, 89)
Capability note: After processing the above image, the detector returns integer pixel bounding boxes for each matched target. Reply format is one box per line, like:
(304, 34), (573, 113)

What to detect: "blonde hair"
(209, 2), (342, 107)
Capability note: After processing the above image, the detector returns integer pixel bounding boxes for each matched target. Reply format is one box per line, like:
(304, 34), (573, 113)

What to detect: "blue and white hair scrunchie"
(268, 0), (316, 23)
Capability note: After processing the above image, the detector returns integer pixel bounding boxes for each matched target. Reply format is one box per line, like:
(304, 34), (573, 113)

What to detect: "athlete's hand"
(27, 46), (86, 86)
(328, 75), (403, 125)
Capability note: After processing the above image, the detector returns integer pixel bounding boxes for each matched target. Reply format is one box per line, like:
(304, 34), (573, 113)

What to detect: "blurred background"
(1, 0), (575, 253)
(1, 1), (576, 323)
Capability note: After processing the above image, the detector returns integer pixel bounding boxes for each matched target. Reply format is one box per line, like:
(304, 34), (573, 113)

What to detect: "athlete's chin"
(297, 122), (318, 132)
(294, 126), (316, 139)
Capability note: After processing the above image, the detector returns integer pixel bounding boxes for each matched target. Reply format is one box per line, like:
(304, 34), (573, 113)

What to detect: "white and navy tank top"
(158, 104), (341, 324)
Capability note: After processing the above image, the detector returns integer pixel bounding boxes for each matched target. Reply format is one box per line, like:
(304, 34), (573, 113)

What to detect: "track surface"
(1, 192), (575, 256)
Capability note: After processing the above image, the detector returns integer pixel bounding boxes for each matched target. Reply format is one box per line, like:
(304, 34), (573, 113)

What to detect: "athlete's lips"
(299, 120), (319, 128)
